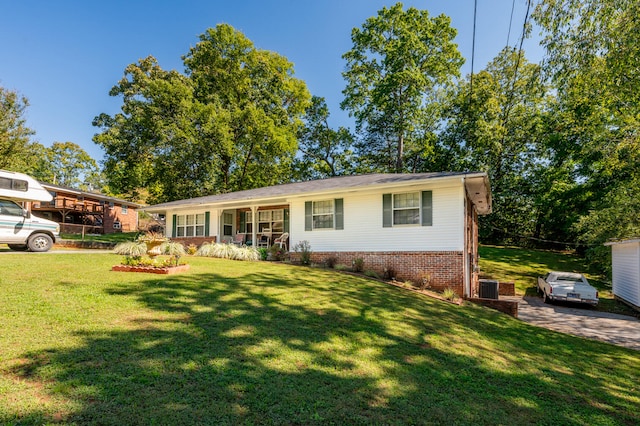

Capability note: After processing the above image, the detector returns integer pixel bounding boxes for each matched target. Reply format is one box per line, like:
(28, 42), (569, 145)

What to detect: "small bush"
(442, 288), (458, 301)
(268, 244), (287, 261)
(187, 244), (198, 255)
(325, 256), (338, 269)
(114, 241), (147, 259)
(418, 272), (432, 290)
(383, 266), (396, 280)
(353, 257), (364, 273)
(258, 247), (268, 261)
(334, 264), (349, 271)
(364, 270), (380, 279)
(293, 240), (312, 265)
(161, 241), (186, 266)
(196, 242), (258, 261)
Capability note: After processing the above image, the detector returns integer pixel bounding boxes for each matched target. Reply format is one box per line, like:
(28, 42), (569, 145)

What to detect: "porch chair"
(274, 232), (289, 251)
(257, 228), (272, 248)
(231, 233), (245, 246)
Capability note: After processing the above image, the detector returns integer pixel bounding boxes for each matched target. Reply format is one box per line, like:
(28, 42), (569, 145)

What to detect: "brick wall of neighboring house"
(104, 205), (138, 233)
(290, 251), (465, 296)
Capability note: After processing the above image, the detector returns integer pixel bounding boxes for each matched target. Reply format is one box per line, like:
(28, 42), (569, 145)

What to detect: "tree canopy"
(94, 24), (310, 203)
(0, 87), (38, 171)
(341, 2), (464, 173)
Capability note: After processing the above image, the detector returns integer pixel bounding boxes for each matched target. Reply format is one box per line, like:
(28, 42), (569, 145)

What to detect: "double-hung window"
(393, 192), (420, 225)
(383, 191), (432, 227)
(305, 199), (344, 231)
(312, 200), (334, 229)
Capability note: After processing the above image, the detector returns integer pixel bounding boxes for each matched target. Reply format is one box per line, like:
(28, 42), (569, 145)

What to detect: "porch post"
(251, 206), (257, 248)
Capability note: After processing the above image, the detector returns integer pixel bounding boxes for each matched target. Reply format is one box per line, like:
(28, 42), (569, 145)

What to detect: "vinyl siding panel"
(289, 183), (465, 252)
(611, 242), (640, 307)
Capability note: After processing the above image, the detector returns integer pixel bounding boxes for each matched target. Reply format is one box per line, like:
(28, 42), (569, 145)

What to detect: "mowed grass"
(1, 254), (639, 425)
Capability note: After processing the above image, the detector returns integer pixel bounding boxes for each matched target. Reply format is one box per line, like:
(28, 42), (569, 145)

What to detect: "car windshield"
(556, 275), (582, 282)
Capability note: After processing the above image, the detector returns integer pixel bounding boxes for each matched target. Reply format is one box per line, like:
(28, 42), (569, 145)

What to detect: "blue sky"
(0, 0), (542, 162)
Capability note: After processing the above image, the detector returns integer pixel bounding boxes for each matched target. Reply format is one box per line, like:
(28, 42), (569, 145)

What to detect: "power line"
(469, 0), (478, 102)
(506, 0), (517, 47)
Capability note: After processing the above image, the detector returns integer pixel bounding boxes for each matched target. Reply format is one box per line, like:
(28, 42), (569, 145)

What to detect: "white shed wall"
(289, 183), (465, 252)
(611, 242), (640, 307)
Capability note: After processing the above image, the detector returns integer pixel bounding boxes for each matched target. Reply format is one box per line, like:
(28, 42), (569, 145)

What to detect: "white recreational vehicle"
(0, 170), (60, 251)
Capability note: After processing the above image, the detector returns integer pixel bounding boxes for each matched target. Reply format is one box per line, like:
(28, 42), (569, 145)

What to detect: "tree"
(438, 48), (549, 245)
(0, 86), (38, 171)
(44, 142), (100, 188)
(533, 0), (640, 265)
(341, 3), (464, 173)
(293, 96), (354, 180)
(94, 25), (310, 203)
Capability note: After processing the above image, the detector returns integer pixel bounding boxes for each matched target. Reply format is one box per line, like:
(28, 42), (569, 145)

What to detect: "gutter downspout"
(463, 177), (471, 298)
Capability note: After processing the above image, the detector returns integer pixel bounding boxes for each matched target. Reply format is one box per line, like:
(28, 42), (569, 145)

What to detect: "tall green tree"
(94, 24), (310, 203)
(32, 141), (100, 189)
(438, 48), (549, 245)
(534, 0), (640, 264)
(293, 96), (354, 180)
(341, 2), (463, 173)
(0, 87), (38, 171)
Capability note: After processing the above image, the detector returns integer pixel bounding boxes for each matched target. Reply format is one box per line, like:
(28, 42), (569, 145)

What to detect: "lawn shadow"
(7, 266), (640, 425)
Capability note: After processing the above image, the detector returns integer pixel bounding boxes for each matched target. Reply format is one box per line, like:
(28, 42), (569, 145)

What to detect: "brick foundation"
(466, 298), (519, 317)
(498, 281), (515, 296)
(291, 251), (465, 296)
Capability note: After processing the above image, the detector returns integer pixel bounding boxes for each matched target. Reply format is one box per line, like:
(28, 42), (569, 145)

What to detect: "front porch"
(171, 204), (290, 251)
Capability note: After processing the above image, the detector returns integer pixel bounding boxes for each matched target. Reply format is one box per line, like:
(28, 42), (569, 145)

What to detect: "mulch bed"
(111, 264), (190, 275)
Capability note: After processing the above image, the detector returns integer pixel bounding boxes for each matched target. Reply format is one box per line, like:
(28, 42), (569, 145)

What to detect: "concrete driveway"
(516, 296), (640, 351)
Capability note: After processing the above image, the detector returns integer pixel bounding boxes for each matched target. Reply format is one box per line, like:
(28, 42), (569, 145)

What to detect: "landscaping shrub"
(196, 242), (258, 261)
(325, 256), (338, 269)
(353, 257), (364, 273)
(268, 244), (287, 261)
(442, 287), (458, 301)
(293, 240), (312, 265)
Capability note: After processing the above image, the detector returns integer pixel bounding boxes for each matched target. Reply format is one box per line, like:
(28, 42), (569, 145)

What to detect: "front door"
(0, 199), (30, 243)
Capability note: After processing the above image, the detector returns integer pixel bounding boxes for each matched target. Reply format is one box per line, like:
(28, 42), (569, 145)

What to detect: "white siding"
(289, 183), (465, 252)
(611, 242), (640, 307)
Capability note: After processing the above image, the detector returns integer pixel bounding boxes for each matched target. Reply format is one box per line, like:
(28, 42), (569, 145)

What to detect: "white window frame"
(176, 213), (206, 237)
(392, 192), (421, 226)
(312, 200), (335, 230)
(121, 205), (128, 215)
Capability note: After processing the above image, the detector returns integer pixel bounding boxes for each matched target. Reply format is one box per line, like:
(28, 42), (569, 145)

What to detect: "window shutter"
(205, 211), (210, 236)
(334, 198), (343, 230)
(421, 191), (432, 226)
(305, 201), (312, 231)
(382, 194), (392, 227)
(284, 208), (290, 232)
(240, 211), (246, 233)
(172, 214), (177, 238)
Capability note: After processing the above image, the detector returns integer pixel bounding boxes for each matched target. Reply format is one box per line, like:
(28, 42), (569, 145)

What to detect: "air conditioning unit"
(479, 279), (499, 299)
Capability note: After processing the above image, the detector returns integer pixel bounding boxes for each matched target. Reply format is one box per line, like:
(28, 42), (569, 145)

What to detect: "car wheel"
(28, 234), (53, 252)
(8, 244), (28, 251)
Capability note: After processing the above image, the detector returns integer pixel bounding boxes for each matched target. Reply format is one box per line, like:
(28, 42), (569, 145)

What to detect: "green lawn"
(479, 245), (636, 316)
(1, 253), (639, 425)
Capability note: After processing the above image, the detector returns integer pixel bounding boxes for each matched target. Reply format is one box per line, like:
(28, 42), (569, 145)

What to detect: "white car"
(537, 271), (599, 306)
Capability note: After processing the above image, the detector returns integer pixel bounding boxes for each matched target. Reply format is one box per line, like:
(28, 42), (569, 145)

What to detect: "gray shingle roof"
(144, 172), (486, 211)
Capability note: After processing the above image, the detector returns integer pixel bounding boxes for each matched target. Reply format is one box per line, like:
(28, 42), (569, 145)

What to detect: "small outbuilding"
(605, 239), (640, 310)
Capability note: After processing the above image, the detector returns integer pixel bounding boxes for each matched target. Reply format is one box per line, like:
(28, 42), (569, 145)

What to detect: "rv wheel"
(28, 234), (53, 252)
